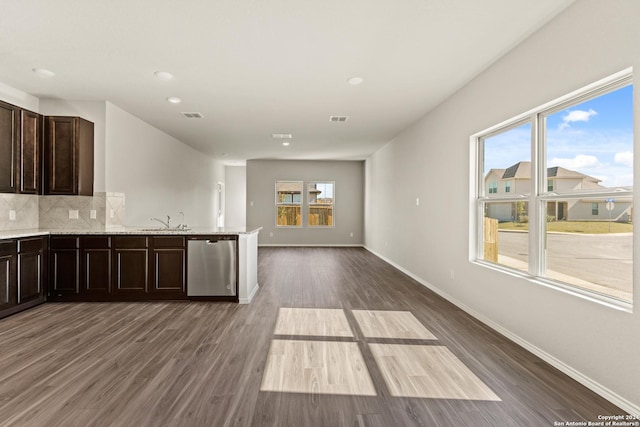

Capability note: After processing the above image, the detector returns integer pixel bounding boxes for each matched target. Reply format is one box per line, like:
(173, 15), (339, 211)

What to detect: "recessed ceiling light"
(32, 68), (55, 78)
(166, 97), (182, 104)
(282, 141), (291, 146)
(347, 76), (364, 85)
(272, 133), (293, 139)
(154, 71), (174, 81)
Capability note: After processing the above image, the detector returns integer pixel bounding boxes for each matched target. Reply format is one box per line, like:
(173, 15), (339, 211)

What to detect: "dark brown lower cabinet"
(82, 236), (111, 296)
(17, 237), (47, 304)
(0, 241), (17, 313)
(151, 236), (186, 298)
(113, 237), (148, 296)
(50, 237), (80, 298)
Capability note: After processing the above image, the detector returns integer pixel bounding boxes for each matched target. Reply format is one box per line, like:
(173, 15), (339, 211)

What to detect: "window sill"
(472, 260), (633, 313)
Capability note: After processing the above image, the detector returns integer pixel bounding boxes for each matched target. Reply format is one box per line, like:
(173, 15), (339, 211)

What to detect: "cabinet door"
(19, 110), (42, 194)
(45, 116), (76, 195)
(153, 249), (186, 292)
(0, 251), (17, 312)
(50, 249), (80, 295)
(114, 249), (148, 294)
(18, 250), (43, 304)
(84, 249), (111, 294)
(50, 237), (80, 297)
(0, 101), (19, 193)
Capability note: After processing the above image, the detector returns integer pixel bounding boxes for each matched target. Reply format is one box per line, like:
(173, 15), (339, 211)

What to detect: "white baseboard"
(240, 283), (259, 304)
(259, 243), (365, 247)
(363, 245), (640, 416)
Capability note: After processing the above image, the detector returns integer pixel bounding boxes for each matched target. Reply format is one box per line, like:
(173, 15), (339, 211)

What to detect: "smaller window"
(547, 179), (553, 192)
(488, 182), (497, 194)
(276, 181), (303, 227)
(505, 181), (511, 193)
(308, 182), (334, 227)
(591, 203), (599, 216)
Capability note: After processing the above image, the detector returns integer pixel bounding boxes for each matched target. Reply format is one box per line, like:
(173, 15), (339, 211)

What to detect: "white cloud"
(558, 108), (597, 130)
(549, 154), (600, 170)
(614, 151), (633, 167)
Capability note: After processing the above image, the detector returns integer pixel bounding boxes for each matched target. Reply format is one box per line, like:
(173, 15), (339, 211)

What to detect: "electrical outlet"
(69, 209), (79, 219)
(349, 232), (354, 237)
(450, 269), (455, 280)
(90, 209), (97, 219)
(9, 210), (16, 221)
(110, 209), (115, 218)
(416, 197), (420, 206)
(269, 231), (274, 237)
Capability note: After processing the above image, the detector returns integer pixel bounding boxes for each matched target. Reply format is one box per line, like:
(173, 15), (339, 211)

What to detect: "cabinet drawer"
(18, 237), (44, 253)
(0, 240), (16, 256)
(51, 236), (80, 249)
(113, 236), (148, 249)
(152, 236), (185, 249)
(82, 236), (111, 249)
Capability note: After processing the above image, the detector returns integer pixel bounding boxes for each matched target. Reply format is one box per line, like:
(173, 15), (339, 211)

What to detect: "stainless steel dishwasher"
(187, 236), (237, 296)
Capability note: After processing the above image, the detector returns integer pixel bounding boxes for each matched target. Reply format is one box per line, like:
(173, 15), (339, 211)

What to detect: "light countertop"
(0, 226), (262, 240)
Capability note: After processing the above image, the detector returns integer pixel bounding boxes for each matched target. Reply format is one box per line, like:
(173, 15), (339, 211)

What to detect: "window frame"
(471, 68), (633, 311)
(275, 180), (303, 228)
(307, 181), (335, 228)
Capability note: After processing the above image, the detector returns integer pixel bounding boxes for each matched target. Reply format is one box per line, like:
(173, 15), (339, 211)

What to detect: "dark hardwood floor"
(0, 247), (624, 426)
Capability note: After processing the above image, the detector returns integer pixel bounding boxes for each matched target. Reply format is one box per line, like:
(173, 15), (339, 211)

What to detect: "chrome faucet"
(150, 215), (171, 228)
(176, 211), (187, 230)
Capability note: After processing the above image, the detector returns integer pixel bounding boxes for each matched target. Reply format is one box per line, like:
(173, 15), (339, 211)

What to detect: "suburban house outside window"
(474, 69), (633, 308)
(308, 182), (334, 227)
(276, 181), (303, 227)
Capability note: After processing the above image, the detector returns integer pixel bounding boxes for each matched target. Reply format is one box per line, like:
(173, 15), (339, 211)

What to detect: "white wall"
(247, 159), (364, 246)
(0, 82), (39, 112)
(225, 166), (247, 228)
(365, 0), (640, 412)
(105, 102), (223, 227)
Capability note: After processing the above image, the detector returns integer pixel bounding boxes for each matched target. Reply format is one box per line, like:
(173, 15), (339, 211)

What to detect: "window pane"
(545, 85), (633, 194)
(309, 206), (333, 226)
(482, 201), (529, 274)
(276, 181), (302, 204)
(483, 123), (531, 197)
(277, 206), (301, 226)
(543, 199), (632, 303)
(308, 182), (334, 227)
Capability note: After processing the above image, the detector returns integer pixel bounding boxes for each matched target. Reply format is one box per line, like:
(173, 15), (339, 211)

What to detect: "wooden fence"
(484, 217), (498, 262)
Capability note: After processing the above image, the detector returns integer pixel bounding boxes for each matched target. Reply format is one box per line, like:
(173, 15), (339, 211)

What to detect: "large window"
(308, 182), (334, 227)
(276, 181), (302, 227)
(474, 70), (633, 307)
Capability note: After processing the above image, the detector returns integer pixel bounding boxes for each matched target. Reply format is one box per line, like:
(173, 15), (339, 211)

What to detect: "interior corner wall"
(39, 99), (107, 192)
(225, 166), (247, 228)
(246, 159), (364, 246)
(364, 0), (640, 411)
(104, 102), (223, 227)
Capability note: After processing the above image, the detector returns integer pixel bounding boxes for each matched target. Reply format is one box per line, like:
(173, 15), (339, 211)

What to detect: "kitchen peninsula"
(0, 226), (260, 320)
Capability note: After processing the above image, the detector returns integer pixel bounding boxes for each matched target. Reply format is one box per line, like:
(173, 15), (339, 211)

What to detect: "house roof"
(489, 161), (601, 183)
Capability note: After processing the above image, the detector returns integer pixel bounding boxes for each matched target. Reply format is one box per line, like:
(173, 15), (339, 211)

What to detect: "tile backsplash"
(0, 192), (125, 230)
(0, 194), (39, 231)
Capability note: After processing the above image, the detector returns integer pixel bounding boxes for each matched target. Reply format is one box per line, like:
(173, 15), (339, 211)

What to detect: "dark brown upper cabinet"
(44, 116), (94, 196)
(0, 101), (19, 193)
(18, 110), (43, 194)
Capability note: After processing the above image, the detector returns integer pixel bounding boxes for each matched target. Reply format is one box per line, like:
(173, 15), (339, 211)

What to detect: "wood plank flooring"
(0, 247), (626, 426)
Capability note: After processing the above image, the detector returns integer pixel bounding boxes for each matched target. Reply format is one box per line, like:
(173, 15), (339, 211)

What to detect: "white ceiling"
(0, 0), (573, 163)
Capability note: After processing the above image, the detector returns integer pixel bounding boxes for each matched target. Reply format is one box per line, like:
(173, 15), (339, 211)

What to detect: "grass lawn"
(498, 220), (633, 234)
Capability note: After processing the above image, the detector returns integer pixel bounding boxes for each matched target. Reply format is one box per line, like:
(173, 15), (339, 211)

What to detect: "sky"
(483, 84), (634, 188)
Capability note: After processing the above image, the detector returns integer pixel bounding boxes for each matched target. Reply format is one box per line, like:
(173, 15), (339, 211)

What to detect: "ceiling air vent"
(181, 112), (204, 119)
(329, 115), (348, 122)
